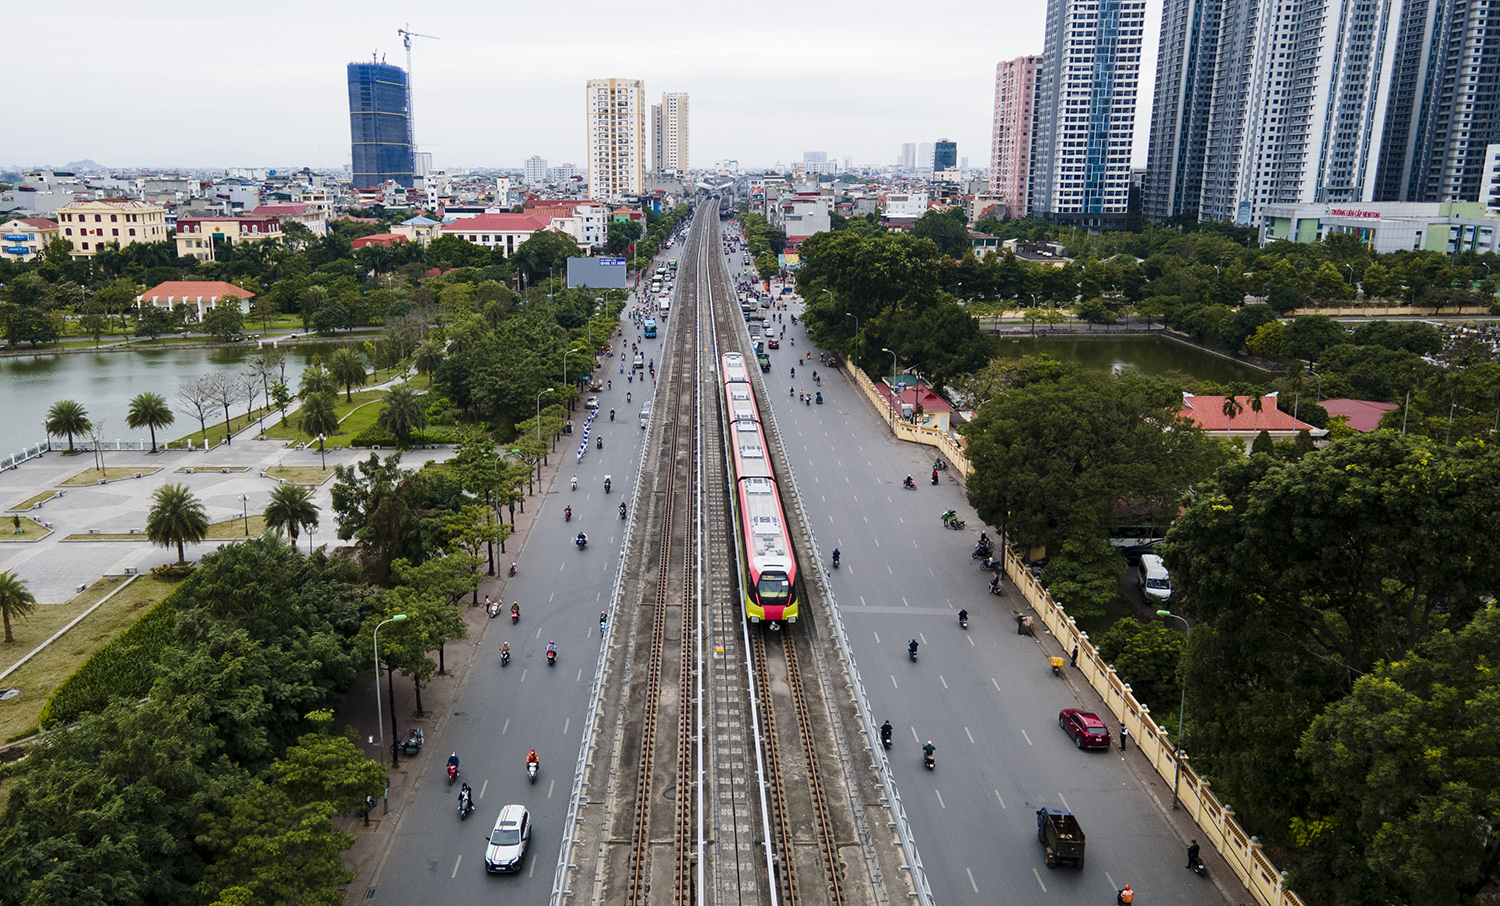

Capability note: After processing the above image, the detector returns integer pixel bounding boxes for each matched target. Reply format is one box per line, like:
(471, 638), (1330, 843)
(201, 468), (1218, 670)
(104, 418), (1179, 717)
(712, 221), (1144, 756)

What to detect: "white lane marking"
(992, 678), (1001, 692)
(563, 718), (570, 735)
(451, 855), (462, 878)
(891, 675), (899, 689)
(548, 778), (556, 798)
(501, 719), (509, 735)
(860, 595), (867, 607)
(965, 727), (975, 744)
(873, 537), (880, 547)
(873, 632), (880, 644)
(966, 867), (979, 893)
(887, 565), (893, 574)
(479, 780), (488, 799)
(911, 726), (920, 743)
(576, 668), (583, 681)
(919, 632), (927, 644)
(994, 789), (1005, 809)
(518, 670), (527, 682)
(549, 592), (555, 601)
(534, 627), (542, 639)
(902, 596), (909, 607)
(529, 854), (538, 877)
(1021, 729), (1033, 746)
(939, 676), (948, 689)
(968, 636), (976, 646)
(1033, 868), (1047, 891)
(935, 789), (946, 809)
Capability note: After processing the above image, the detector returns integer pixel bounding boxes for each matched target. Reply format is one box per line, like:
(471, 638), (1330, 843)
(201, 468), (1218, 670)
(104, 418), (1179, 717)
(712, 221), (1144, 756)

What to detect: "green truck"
(1036, 807), (1085, 868)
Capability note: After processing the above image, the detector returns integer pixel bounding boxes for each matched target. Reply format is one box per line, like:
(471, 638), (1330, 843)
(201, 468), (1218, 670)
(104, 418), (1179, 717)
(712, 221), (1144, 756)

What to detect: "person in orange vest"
(1117, 883), (1134, 904)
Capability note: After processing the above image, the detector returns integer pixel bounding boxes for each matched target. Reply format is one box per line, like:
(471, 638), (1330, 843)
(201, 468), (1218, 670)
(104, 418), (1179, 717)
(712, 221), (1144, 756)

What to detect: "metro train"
(720, 352), (799, 624)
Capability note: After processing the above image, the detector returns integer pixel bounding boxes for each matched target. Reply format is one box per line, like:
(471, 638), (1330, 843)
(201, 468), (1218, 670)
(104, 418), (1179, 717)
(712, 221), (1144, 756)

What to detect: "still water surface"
(1, 342), (347, 446)
(993, 334), (1269, 386)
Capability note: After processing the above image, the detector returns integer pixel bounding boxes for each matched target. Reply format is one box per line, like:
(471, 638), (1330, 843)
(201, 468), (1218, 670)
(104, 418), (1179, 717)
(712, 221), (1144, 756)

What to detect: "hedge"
(38, 596), (177, 729)
(348, 427), (463, 448)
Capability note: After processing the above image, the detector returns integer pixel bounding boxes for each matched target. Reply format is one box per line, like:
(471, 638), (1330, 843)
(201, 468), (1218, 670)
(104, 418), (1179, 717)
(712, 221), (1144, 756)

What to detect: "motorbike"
(881, 731), (892, 751)
(903, 477), (916, 490)
(527, 760), (539, 783)
(604, 477), (612, 494)
(931, 472), (939, 485)
(832, 551), (840, 569)
(500, 647), (510, 667)
(447, 763), (460, 786)
(509, 563), (517, 577)
(959, 612), (969, 630)
(458, 790), (474, 820)
(565, 506), (572, 522)
(923, 751), (935, 770)
(972, 544), (993, 560)
(400, 728), (424, 756)
(908, 642), (919, 662)
(619, 503), (627, 520)
(804, 395), (810, 406)
(610, 409), (615, 421)
(512, 605), (520, 624)
(576, 535), (588, 550)
(546, 647), (557, 666)
(597, 437), (603, 449)
(815, 392), (823, 404)
(989, 579), (1003, 596)
(1190, 857), (1207, 877)
(941, 510), (966, 530)
(1050, 656), (1065, 677)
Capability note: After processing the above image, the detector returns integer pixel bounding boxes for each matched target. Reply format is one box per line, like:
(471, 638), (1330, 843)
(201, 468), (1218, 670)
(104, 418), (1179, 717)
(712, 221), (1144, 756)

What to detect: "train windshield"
(757, 571), (791, 607)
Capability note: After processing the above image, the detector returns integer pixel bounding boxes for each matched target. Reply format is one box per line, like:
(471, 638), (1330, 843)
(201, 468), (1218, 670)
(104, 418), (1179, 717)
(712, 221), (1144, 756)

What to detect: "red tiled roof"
(875, 382), (954, 412)
(136, 281), (254, 302)
(18, 218), (58, 230)
(1178, 394), (1318, 433)
(350, 233), (408, 249)
(1319, 398), (1397, 432)
(441, 213), (554, 232)
(250, 204), (311, 216)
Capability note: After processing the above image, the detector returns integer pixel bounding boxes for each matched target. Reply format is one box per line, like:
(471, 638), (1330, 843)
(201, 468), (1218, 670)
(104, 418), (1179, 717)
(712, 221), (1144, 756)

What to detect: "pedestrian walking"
(1071, 644), (1080, 667)
(1120, 726), (1129, 751)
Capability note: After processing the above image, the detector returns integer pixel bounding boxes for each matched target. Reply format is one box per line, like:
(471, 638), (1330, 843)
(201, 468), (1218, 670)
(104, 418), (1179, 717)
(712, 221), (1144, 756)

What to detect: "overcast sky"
(8, 0), (1160, 173)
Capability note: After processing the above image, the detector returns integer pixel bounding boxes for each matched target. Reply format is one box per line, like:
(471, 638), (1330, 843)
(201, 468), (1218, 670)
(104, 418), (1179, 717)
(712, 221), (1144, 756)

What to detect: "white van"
(1139, 554), (1172, 601)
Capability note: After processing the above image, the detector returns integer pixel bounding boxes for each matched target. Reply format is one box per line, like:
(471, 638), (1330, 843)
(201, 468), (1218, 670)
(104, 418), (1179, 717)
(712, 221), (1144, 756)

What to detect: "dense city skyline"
(7, 0), (1162, 172)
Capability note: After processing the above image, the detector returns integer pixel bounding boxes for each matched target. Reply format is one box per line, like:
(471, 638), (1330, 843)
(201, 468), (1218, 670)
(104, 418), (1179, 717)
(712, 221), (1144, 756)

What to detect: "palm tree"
(45, 400), (91, 453)
(126, 391), (175, 453)
(145, 483), (209, 565)
(0, 571), (37, 643)
(328, 347), (368, 402)
(1221, 395), (1245, 438)
(414, 339), (444, 388)
(377, 385), (428, 446)
(299, 391), (340, 447)
(264, 483), (319, 543)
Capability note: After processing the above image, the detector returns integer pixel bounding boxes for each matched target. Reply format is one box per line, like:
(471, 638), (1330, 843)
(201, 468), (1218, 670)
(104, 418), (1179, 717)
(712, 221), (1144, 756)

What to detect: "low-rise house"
(0, 218), (60, 261)
(136, 280), (254, 319)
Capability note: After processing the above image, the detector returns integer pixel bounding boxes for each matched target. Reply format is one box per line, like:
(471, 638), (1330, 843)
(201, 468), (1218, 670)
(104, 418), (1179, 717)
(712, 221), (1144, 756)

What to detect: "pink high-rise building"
(991, 56), (1040, 219)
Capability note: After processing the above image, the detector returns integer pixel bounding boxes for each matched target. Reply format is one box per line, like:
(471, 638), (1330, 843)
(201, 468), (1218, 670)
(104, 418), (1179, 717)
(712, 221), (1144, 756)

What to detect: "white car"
(585, 397), (600, 410)
(484, 804), (531, 873)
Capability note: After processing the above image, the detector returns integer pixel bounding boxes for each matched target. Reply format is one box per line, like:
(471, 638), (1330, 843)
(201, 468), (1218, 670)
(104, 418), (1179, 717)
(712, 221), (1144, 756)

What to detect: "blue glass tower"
(347, 62), (415, 189)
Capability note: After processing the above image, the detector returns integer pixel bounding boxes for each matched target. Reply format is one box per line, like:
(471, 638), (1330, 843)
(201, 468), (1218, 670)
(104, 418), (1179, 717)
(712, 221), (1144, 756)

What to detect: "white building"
(1260, 201), (1500, 255)
(441, 212), (562, 257)
(1482, 144), (1500, 215)
(1031, 0), (1146, 230)
(524, 156), (548, 185)
(776, 195), (831, 241)
(883, 192), (930, 219)
(652, 92), (690, 173)
(586, 78), (647, 202)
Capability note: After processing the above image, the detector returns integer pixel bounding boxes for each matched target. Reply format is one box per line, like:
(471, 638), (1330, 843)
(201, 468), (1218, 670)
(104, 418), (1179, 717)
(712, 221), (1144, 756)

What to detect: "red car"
(767, 338), (780, 349)
(1059, 709), (1112, 750)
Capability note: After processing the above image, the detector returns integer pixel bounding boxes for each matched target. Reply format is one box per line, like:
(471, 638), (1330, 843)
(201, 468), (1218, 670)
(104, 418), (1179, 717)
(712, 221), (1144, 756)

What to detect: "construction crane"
(397, 25), (439, 163)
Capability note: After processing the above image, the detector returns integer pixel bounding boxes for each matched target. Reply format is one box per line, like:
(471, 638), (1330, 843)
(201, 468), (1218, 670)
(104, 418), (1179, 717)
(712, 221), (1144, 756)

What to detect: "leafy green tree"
(263, 483), (319, 543)
(45, 399), (91, 453)
(312, 300), (353, 333)
(146, 483), (209, 564)
(0, 570), (37, 643)
(270, 380), (293, 426)
(299, 391), (340, 446)
(1092, 618), (1185, 726)
(509, 230), (582, 284)
(1075, 298), (1117, 328)
(126, 390), (174, 453)
(1037, 533), (1128, 621)
(328, 347), (367, 402)
(376, 385), (428, 445)
(202, 299), (244, 341)
(605, 219), (643, 256)
(79, 296), (109, 345)
(414, 338), (444, 388)
(135, 304), (174, 339)
(1282, 314), (1348, 361)
(1358, 261), (1395, 298)
(909, 207), (972, 259)
(1250, 429), (1275, 456)
(1310, 262), (1354, 301)
(1244, 321), (1285, 357)
(1294, 605), (1500, 906)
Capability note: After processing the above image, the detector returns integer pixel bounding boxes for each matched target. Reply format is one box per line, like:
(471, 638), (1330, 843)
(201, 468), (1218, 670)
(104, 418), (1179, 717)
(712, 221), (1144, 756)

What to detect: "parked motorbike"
(1190, 857), (1207, 877)
(400, 728), (424, 756)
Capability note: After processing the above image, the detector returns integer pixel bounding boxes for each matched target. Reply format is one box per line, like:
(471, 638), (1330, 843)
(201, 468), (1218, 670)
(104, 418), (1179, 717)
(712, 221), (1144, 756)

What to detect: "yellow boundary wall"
(1003, 544), (1305, 906)
(847, 366), (974, 473)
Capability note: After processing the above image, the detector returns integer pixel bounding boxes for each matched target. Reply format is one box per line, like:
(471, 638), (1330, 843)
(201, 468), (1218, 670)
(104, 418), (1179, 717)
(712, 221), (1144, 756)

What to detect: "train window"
(757, 572), (791, 605)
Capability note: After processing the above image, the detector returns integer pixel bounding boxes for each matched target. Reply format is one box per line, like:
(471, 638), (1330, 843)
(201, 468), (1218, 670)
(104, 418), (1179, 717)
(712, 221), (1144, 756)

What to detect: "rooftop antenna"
(397, 25), (440, 159)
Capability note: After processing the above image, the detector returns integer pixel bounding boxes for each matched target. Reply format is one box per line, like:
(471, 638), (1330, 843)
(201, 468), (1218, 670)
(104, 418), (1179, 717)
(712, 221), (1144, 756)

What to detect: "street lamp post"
(881, 346), (899, 431)
(373, 613), (408, 769)
(1158, 609), (1190, 809)
(845, 311), (859, 365)
(241, 495), (249, 536)
(317, 433), (327, 471)
(563, 348), (574, 410)
(535, 388), (554, 443)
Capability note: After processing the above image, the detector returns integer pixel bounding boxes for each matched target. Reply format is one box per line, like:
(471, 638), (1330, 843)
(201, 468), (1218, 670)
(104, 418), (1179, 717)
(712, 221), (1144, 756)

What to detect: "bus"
(644, 319), (657, 338)
(659, 298), (670, 317)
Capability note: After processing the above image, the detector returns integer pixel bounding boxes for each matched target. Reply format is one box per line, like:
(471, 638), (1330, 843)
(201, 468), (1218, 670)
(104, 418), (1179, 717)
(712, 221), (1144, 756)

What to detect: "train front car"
(721, 353), (799, 625)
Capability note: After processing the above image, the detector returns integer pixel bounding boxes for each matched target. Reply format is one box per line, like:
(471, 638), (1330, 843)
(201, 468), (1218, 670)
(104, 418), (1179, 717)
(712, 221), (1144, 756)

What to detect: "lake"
(991, 333), (1270, 385)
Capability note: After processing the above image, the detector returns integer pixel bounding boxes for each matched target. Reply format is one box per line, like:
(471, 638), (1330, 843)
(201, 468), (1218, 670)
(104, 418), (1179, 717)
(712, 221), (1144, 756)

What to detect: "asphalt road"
(759, 293), (1228, 905)
(364, 280), (669, 903)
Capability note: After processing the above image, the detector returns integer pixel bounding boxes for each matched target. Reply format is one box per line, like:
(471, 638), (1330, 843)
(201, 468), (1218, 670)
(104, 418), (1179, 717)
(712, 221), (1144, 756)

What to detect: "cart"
(1036, 807), (1085, 868)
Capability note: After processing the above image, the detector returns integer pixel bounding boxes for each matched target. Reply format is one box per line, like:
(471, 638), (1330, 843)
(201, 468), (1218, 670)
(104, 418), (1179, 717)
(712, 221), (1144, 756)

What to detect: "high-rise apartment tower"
(587, 78), (647, 202)
(347, 61), (415, 189)
(934, 140), (958, 171)
(992, 56), (1041, 219)
(651, 92), (690, 173)
(1030, 0), (1146, 229)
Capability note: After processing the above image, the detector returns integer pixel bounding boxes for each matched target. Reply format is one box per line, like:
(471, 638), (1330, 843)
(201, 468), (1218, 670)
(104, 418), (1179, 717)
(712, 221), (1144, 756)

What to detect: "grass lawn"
(265, 466), (336, 485)
(204, 514), (268, 539)
(176, 465), (250, 473)
(0, 518), (51, 541)
(64, 532), (148, 541)
(0, 574), (178, 743)
(261, 388), (388, 442)
(59, 467), (162, 487)
(167, 405), (278, 448)
(6, 490), (58, 512)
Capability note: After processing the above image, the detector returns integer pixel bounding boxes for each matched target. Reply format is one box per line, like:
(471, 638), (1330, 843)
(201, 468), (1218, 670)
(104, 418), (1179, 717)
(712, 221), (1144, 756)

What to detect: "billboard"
(566, 257), (627, 289)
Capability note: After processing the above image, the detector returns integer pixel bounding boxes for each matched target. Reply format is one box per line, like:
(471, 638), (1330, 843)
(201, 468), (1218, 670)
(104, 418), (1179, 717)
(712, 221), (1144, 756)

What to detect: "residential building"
(1259, 200), (1500, 254)
(883, 192), (931, 219)
(347, 60), (415, 189)
(392, 214), (443, 246)
(349, 233), (408, 250)
(1141, 0), (1220, 222)
(586, 78), (647, 202)
(934, 140), (958, 172)
(525, 200), (610, 248)
(1484, 144), (1500, 213)
(652, 92), (690, 173)
(136, 280), (254, 318)
(249, 203), (327, 236)
(524, 156), (548, 185)
(441, 212), (559, 257)
(55, 199), (167, 258)
(776, 195), (832, 242)
(991, 56), (1041, 219)
(917, 142), (934, 170)
(175, 216), (283, 261)
(1177, 393), (1326, 446)
(0, 218), (60, 261)
(1031, 0), (1146, 230)
(899, 143), (917, 169)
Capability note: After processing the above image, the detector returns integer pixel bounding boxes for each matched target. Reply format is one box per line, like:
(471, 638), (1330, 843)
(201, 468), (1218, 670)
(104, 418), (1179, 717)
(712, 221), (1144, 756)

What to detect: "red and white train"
(720, 352), (799, 624)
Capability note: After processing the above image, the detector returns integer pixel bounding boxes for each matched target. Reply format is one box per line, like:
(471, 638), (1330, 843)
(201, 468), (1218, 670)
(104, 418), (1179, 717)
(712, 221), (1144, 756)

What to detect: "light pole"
(374, 613), (408, 769)
(317, 433), (327, 471)
(535, 388), (554, 443)
(563, 348), (575, 410)
(1158, 609), (1190, 809)
(241, 495), (249, 536)
(881, 346), (899, 430)
(845, 311), (859, 365)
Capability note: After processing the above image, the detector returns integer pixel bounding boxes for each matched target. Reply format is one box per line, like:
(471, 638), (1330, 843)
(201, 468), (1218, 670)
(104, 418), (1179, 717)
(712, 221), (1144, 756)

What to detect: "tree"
(1282, 314), (1349, 361)
(80, 296), (108, 346)
(605, 219), (643, 256)
(202, 299), (244, 341)
(328, 346), (368, 402)
(204, 372), (237, 445)
(263, 483), (319, 543)
(134, 304), (174, 339)
(178, 376), (215, 449)
(414, 338), (444, 388)
(299, 391), (340, 447)
(126, 391), (174, 453)
(1036, 533), (1128, 621)
(45, 399), (91, 453)
(909, 207), (972, 259)
(270, 380), (293, 426)
(376, 385), (428, 445)
(1092, 618), (1185, 727)
(146, 483), (209, 564)
(509, 230), (583, 284)
(0, 570), (37, 643)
